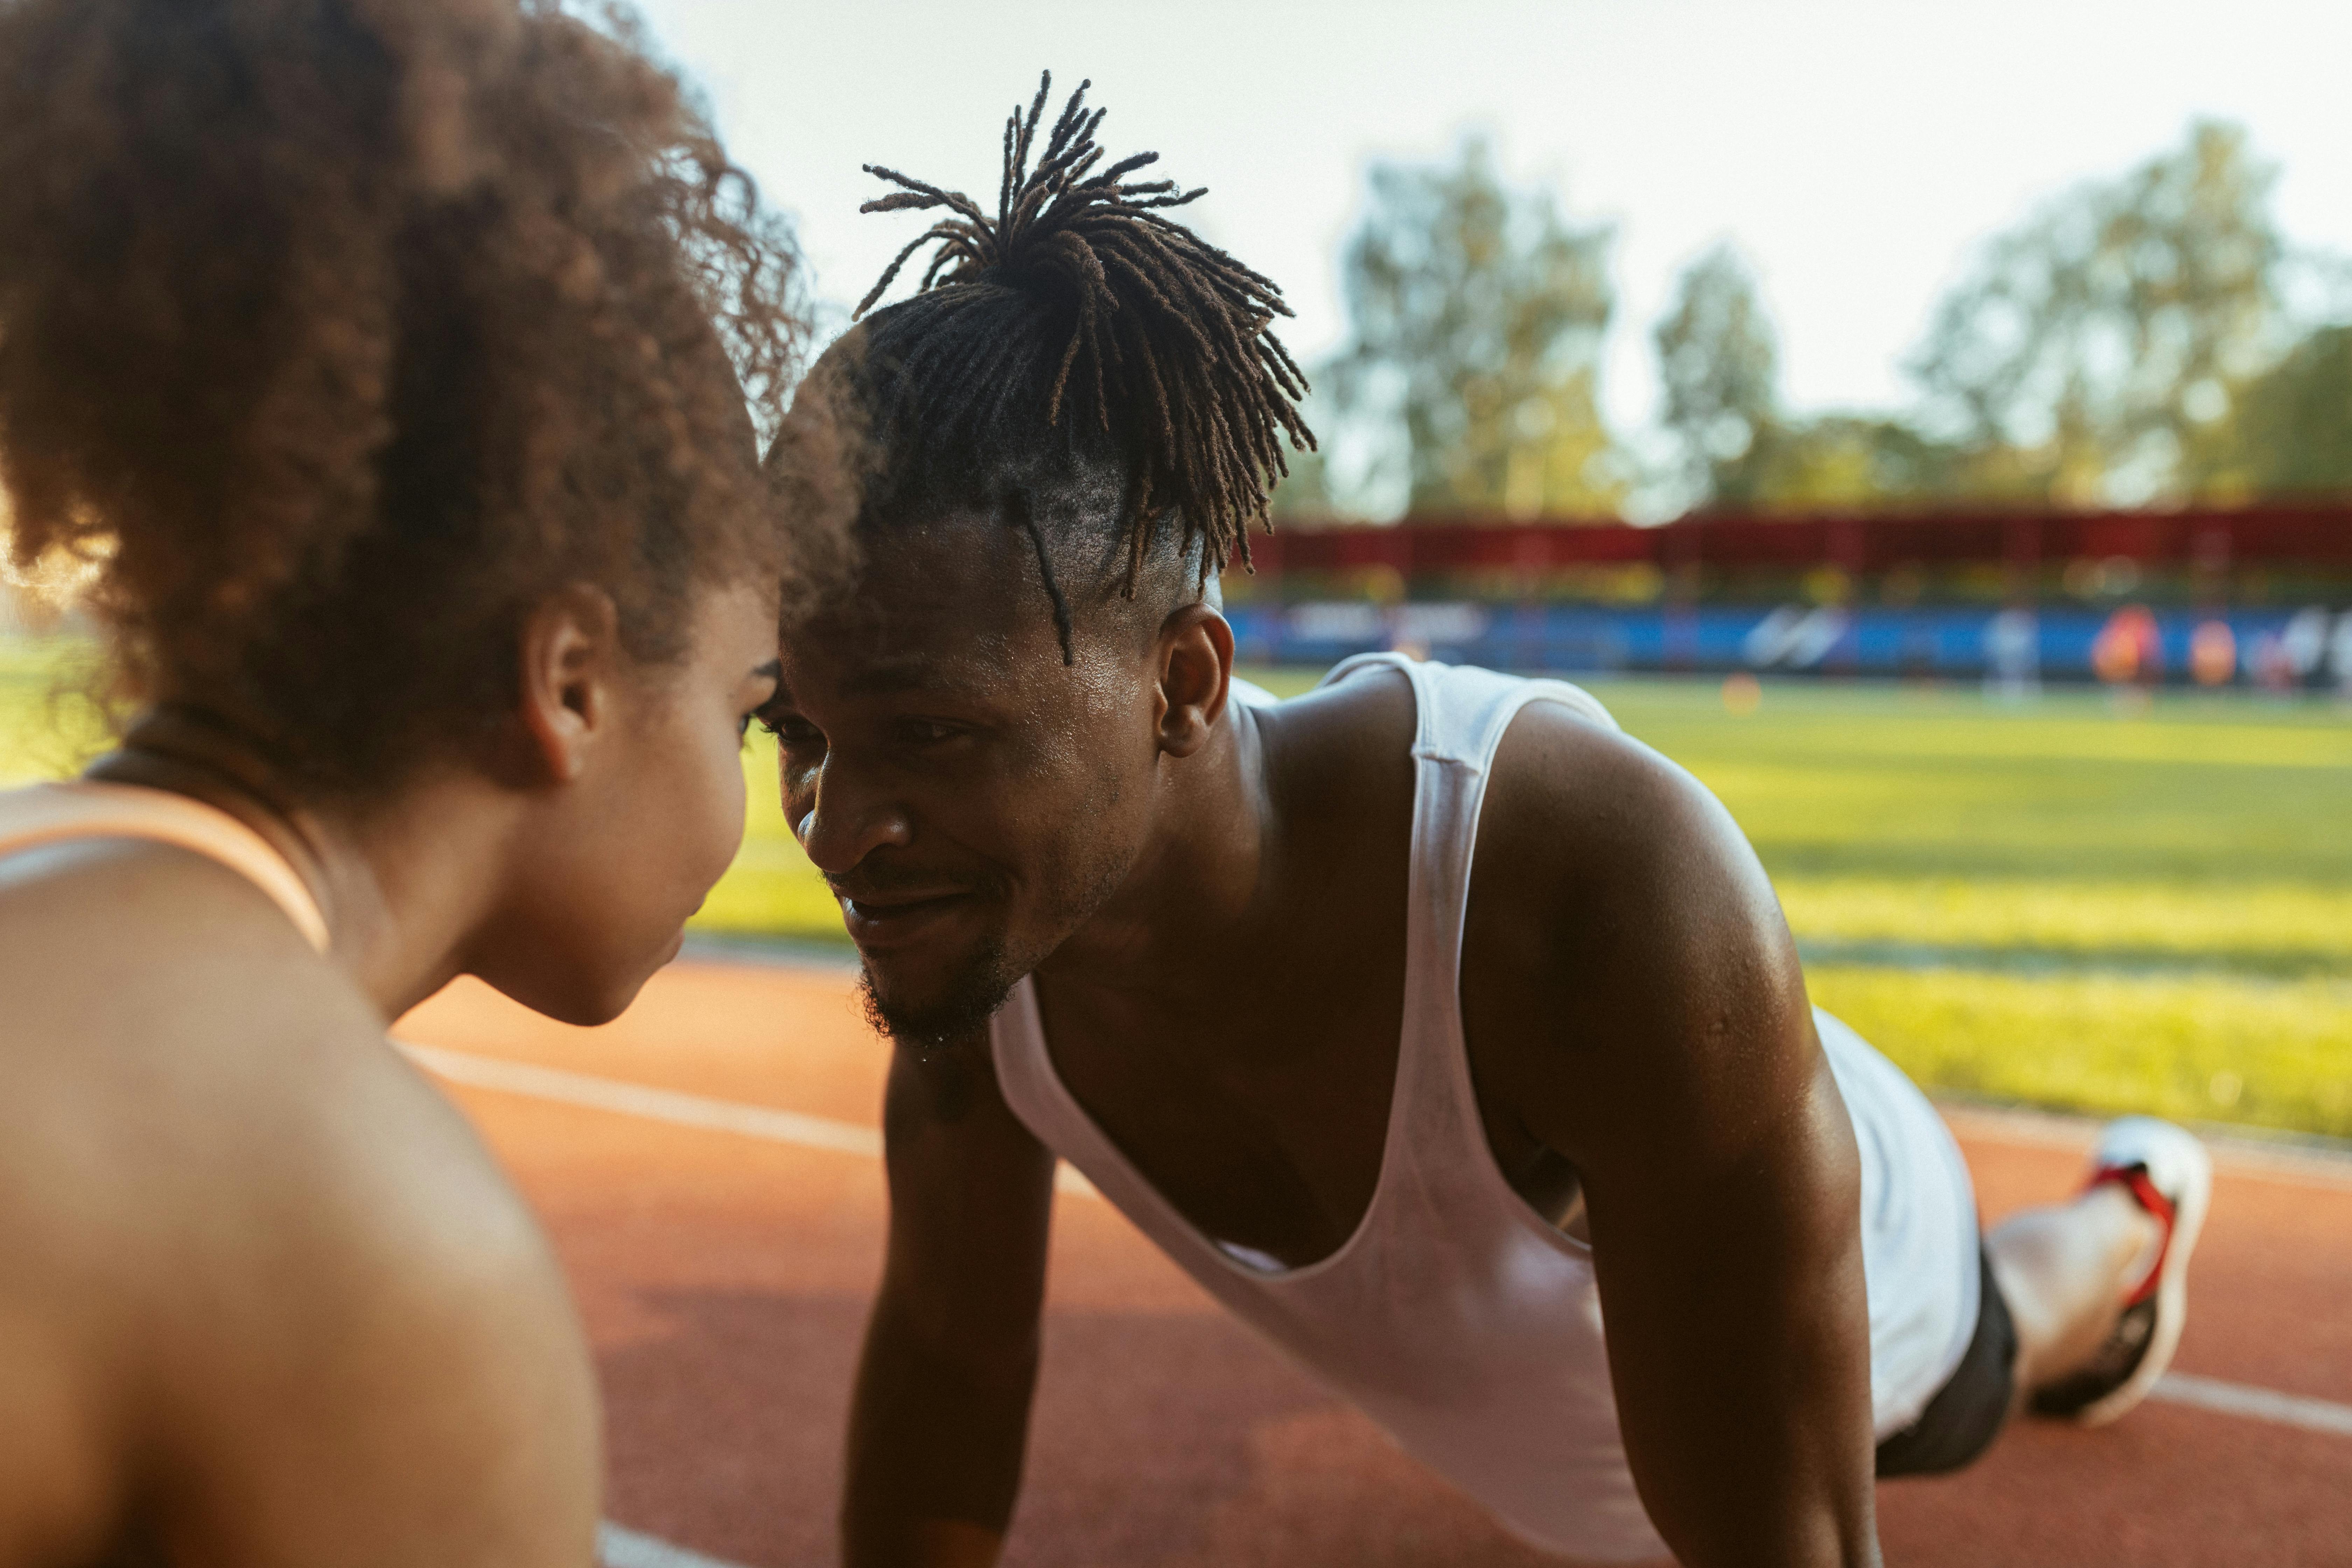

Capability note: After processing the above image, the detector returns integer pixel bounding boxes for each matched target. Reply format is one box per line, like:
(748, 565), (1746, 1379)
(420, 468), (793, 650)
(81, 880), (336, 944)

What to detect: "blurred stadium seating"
(1229, 505), (2352, 686)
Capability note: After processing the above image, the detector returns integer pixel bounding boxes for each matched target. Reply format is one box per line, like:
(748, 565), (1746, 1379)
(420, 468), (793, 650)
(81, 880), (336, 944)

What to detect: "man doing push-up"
(766, 76), (2212, 1568)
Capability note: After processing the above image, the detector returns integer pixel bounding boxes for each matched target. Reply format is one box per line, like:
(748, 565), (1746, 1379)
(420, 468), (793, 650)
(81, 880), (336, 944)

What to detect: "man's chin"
(858, 946), (1021, 1049)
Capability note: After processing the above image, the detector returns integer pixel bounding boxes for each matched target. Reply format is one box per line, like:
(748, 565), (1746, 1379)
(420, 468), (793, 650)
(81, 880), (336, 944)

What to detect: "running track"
(397, 959), (2352, 1567)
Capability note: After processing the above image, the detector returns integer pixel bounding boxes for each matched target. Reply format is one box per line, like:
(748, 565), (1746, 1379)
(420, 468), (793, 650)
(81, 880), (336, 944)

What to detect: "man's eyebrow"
(751, 659), (783, 682)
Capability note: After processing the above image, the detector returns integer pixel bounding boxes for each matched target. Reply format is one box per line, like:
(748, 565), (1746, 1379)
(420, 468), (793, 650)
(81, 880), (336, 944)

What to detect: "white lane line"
(399, 1042), (1099, 1198)
(2150, 1372), (2352, 1437)
(405, 1042), (880, 1157)
(599, 1521), (751, 1568)
(412, 1045), (2352, 1444)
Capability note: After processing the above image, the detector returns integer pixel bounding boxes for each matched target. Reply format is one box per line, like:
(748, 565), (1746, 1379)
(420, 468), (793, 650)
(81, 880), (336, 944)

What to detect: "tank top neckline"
(1003, 652), (1609, 1285)
(1003, 977), (1396, 1283)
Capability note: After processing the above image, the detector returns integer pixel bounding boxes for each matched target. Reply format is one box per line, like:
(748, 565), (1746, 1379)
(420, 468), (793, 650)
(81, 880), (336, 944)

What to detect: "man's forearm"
(840, 1297), (1037, 1568)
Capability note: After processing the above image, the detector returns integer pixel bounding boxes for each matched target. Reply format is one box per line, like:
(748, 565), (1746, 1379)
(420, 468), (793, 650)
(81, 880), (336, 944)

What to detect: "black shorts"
(1874, 1247), (2017, 1478)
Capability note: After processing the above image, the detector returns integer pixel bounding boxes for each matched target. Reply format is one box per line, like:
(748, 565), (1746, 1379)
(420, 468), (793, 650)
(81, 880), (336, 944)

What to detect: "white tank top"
(992, 654), (1981, 1561)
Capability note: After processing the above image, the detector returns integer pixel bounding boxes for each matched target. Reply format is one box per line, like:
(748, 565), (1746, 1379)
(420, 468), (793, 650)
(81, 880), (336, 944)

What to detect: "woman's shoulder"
(0, 831), (558, 1285)
(0, 840), (592, 1550)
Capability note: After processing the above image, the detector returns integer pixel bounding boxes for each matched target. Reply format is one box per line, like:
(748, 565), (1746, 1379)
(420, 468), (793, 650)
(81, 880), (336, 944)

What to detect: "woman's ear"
(515, 586), (623, 785)
(1154, 603), (1235, 760)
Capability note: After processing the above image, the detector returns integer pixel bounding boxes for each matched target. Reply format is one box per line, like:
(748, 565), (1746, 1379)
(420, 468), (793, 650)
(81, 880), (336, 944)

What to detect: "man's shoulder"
(1253, 661), (1421, 821)
(1262, 659), (1624, 786)
(1256, 661), (1775, 949)
(1463, 698), (1810, 1144)
(1256, 658), (1417, 743)
(1476, 694), (1729, 899)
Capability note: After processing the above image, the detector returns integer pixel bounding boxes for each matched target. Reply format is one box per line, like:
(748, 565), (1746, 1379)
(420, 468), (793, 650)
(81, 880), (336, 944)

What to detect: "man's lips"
(833, 886), (977, 948)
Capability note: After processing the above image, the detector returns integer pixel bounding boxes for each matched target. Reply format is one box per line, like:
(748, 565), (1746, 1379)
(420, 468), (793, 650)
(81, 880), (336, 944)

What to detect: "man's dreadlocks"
(834, 72), (1314, 659)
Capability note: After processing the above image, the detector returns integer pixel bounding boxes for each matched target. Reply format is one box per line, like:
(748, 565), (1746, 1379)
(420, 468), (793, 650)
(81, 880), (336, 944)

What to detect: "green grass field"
(1569, 677), (2352, 1140)
(8, 640), (2348, 1139)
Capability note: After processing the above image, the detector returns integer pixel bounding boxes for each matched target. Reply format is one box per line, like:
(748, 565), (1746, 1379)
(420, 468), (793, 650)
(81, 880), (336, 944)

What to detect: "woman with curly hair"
(0, 0), (836, 1560)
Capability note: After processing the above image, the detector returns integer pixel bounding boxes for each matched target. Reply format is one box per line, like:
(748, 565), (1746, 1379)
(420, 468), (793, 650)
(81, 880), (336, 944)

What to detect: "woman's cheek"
(704, 728), (751, 880)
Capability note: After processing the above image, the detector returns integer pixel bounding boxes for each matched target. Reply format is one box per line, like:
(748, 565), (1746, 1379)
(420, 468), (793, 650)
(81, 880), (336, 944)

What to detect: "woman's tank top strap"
(0, 780), (330, 952)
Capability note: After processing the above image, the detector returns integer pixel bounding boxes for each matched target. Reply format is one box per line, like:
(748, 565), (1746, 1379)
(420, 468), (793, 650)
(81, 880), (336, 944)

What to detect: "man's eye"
(898, 720), (961, 746)
(755, 712), (823, 748)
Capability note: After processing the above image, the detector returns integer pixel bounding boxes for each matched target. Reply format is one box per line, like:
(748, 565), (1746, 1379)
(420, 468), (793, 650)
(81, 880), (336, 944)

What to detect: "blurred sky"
(633, 0), (2352, 435)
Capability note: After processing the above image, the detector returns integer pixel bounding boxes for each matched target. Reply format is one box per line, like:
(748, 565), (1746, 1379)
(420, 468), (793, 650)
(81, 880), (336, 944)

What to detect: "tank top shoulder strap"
(0, 780), (330, 952)
(1318, 655), (1624, 1164)
(1315, 652), (1619, 763)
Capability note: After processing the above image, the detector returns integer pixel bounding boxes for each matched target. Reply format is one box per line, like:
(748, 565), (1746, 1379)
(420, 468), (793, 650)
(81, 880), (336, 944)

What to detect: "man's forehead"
(785, 515), (1060, 690)
(789, 606), (1032, 685)
(855, 511), (1039, 598)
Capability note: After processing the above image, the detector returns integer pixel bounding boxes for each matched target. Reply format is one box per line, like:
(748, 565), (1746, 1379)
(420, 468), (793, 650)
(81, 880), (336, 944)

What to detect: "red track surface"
(399, 961), (2352, 1567)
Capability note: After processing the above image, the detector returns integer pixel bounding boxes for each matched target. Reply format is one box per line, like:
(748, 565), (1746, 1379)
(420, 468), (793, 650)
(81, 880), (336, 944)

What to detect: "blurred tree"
(1326, 139), (1623, 521)
(1651, 246), (1963, 516)
(1909, 120), (2289, 508)
(2211, 322), (2352, 499)
(1655, 244), (1780, 509)
(1268, 386), (1375, 521)
(1750, 418), (1963, 513)
(1269, 442), (1337, 518)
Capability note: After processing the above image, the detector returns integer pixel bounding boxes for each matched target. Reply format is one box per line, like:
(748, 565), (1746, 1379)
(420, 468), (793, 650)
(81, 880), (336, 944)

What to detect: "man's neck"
(85, 710), (515, 1020)
(1035, 697), (1277, 1002)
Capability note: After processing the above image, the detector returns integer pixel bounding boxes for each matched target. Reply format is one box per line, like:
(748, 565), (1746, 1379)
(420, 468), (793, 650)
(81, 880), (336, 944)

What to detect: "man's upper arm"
(1475, 707), (1823, 1166)
(1468, 708), (1879, 1567)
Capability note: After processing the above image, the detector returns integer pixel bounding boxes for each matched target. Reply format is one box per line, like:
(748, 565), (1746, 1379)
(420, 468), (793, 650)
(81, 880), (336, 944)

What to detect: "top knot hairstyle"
(829, 72), (1313, 656)
(0, 0), (837, 795)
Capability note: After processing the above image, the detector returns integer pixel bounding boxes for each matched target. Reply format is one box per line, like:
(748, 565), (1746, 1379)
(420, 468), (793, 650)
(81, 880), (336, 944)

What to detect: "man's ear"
(515, 586), (623, 785)
(1154, 603), (1235, 760)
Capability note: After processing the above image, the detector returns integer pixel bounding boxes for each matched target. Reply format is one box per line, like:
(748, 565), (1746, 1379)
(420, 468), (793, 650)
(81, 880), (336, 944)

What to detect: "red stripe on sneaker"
(2091, 1164), (2176, 1307)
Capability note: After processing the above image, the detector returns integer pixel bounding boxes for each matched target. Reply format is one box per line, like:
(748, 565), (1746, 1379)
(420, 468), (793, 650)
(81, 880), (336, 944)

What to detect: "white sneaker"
(2029, 1115), (2214, 1428)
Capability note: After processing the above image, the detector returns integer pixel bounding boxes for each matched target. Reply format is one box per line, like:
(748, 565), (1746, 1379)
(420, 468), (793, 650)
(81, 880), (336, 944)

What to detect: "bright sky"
(634, 0), (2352, 436)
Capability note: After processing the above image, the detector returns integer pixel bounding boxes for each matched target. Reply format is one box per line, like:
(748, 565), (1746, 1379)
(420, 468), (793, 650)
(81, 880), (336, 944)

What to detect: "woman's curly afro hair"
(0, 0), (838, 795)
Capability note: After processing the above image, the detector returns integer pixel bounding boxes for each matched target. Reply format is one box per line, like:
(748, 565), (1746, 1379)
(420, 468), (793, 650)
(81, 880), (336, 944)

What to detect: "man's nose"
(792, 754), (913, 876)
